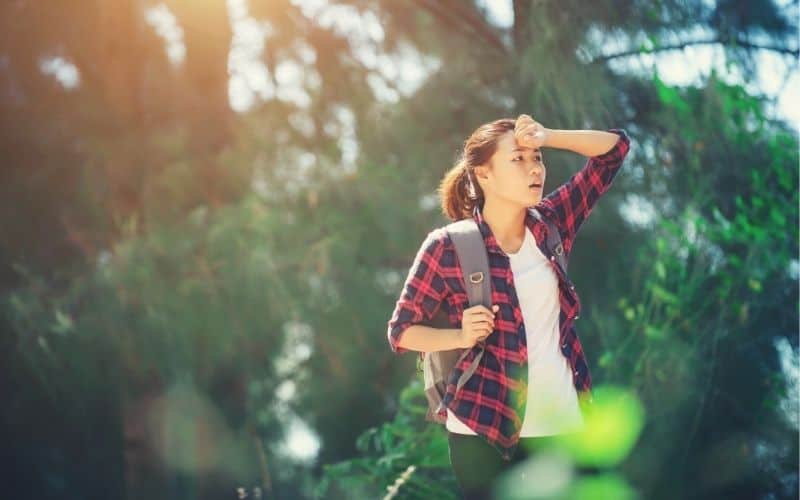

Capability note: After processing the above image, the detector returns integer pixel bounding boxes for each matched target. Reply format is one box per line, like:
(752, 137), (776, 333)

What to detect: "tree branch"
(590, 35), (799, 64)
(512, 0), (532, 53)
(444, 0), (509, 54)
(410, 0), (508, 56)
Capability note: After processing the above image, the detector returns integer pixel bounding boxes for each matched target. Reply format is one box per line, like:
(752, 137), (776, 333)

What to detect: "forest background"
(0, 1), (798, 499)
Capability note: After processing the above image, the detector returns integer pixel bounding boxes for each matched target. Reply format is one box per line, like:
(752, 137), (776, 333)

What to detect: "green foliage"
(593, 77), (798, 498)
(316, 380), (458, 500)
(1, 1), (797, 499)
(321, 382), (648, 499)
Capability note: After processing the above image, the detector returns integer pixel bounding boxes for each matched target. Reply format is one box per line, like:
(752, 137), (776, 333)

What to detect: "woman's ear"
(474, 164), (489, 181)
(472, 164), (491, 194)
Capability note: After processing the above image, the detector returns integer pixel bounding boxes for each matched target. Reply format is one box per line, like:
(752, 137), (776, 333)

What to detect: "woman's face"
(475, 131), (546, 207)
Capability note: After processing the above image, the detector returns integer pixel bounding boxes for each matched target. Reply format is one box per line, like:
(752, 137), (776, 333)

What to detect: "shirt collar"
(471, 204), (503, 256)
(471, 202), (551, 256)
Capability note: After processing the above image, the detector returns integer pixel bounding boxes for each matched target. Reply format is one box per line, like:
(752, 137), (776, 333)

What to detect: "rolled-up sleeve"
(539, 128), (631, 246)
(386, 229), (449, 354)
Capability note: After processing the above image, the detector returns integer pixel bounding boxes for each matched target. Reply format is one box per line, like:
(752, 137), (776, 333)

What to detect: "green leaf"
(769, 207), (786, 227)
(599, 351), (614, 368)
(624, 308), (635, 321)
(50, 309), (74, 335)
(655, 261), (666, 280)
(651, 285), (679, 305)
(644, 325), (665, 340)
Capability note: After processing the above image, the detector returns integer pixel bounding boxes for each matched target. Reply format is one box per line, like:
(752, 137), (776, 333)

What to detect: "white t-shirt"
(446, 226), (585, 436)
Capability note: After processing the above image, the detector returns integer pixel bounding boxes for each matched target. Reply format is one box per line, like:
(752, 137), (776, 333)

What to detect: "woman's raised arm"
(537, 128), (632, 247)
(514, 115), (620, 157)
(542, 129), (621, 157)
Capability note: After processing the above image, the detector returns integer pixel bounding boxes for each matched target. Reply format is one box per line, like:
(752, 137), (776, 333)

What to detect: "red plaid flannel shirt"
(387, 129), (631, 460)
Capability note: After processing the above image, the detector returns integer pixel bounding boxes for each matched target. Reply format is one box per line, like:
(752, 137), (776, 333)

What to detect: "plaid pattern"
(387, 129), (631, 459)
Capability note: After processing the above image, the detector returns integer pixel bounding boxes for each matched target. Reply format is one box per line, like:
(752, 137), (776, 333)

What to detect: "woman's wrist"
(542, 128), (556, 147)
(454, 329), (467, 349)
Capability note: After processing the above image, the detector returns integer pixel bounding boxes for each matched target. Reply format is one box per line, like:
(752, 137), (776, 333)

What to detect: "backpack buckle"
(553, 243), (563, 256)
(469, 272), (484, 284)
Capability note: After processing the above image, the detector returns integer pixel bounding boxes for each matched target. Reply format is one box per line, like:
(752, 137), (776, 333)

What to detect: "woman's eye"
(513, 156), (523, 161)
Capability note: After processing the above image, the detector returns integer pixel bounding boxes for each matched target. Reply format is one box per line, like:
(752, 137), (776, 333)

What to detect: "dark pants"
(447, 431), (592, 500)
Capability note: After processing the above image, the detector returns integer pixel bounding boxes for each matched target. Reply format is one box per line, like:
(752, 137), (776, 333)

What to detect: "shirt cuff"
(388, 324), (411, 354)
(591, 128), (630, 161)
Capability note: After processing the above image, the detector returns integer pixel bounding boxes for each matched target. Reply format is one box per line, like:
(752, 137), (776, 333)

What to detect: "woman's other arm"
(396, 302), (499, 352)
(395, 325), (465, 352)
(387, 230), (459, 353)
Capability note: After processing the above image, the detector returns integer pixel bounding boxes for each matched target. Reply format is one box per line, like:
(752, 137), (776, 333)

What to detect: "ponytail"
(437, 117), (515, 221)
(438, 159), (481, 221)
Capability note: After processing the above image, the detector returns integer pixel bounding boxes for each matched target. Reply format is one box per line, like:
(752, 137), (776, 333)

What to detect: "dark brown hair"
(438, 118), (516, 221)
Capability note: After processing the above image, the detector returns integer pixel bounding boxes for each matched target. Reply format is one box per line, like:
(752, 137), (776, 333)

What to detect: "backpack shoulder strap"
(444, 218), (491, 308)
(529, 207), (568, 274)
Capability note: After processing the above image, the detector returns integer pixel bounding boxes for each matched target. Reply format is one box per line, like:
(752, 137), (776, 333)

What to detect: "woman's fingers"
(474, 318), (495, 328)
(474, 326), (492, 337)
(515, 124), (541, 146)
(463, 305), (498, 342)
(466, 307), (496, 321)
(472, 314), (495, 326)
(516, 114), (535, 126)
(518, 123), (542, 138)
(475, 305), (496, 316)
(472, 319), (494, 329)
(516, 123), (547, 149)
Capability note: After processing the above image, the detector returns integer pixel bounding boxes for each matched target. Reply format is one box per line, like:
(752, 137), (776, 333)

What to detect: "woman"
(387, 114), (631, 499)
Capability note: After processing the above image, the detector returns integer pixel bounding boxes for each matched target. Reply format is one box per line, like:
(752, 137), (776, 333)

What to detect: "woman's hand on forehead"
(515, 114), (536, 129)
(514, 114), (548, 149)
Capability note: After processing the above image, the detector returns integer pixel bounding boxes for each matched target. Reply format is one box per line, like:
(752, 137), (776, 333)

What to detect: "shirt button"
(570, 285), (575, 290)
(574, 369), (579, 376)
(549, 255), (555, 261)
(574, 314), (580, 320)
(561, 342), (567, 348)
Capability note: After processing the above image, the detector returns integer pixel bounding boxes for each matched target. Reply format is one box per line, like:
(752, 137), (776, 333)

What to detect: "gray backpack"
(417, 208), (566, 424)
